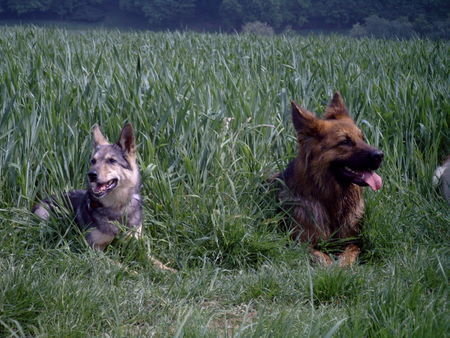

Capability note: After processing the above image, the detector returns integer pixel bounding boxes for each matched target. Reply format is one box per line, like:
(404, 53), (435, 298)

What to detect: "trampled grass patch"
(0, 26), (448, 336)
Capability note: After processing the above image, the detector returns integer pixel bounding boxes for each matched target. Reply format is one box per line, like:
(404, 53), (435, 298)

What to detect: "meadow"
(0, 26), (448, 336)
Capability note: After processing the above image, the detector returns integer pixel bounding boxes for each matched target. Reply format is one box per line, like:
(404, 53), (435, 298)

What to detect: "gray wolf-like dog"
(33, 124), (175, 271)
(34, 123), (141, 250)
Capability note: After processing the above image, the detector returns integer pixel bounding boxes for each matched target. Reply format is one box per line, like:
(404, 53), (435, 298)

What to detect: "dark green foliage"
(2, 0), (105, 19)
(351, 15), (415, 39)
(119, 0), (196, 27)
(1, 0), (449, 37)
(196, 0), (221, 18)
(219, 0), (243, 30)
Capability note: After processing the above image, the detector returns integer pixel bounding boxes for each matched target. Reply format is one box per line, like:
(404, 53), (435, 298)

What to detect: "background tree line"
(0, 0), (448, 38)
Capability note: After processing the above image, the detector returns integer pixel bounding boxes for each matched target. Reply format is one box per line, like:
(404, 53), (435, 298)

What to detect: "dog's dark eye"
(108, 158), (117, 164)
(339, 137), (354, 146)
(91, 158), (96, 165)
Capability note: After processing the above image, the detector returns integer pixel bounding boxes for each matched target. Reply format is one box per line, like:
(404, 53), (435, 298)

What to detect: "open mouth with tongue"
(340, 166), (382, 191)
(333, 161), (383, 191)
(91, 178), (118, 198)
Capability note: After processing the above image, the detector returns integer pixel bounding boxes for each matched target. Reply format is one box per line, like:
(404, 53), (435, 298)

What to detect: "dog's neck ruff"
(88, 198), (103, 209)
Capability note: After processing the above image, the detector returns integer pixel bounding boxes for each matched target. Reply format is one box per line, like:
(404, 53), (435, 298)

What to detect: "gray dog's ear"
(117, 123), (136, 155)
(92, 124), (109, 147)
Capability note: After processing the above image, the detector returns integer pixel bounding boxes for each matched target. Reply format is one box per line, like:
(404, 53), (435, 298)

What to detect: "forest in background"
(0, 0), (449, 38)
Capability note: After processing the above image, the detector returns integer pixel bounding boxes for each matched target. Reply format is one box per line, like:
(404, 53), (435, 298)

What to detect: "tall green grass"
(0, 26), (448, 336)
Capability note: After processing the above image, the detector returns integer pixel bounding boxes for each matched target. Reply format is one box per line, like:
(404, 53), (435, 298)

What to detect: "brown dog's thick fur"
(278, 92), (383, 266)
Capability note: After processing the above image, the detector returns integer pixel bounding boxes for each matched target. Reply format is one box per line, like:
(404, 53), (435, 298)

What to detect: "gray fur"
(32, 123), (142, 250)
(434, 157), (450, 204)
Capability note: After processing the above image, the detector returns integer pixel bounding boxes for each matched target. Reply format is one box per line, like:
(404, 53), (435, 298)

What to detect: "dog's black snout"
(371, 150), (384, 166)
(88, 171), (98, 182)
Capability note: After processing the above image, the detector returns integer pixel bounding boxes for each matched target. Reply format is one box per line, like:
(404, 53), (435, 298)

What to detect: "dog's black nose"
(88, 171), (97, 182)
(371, 150), (384, 166)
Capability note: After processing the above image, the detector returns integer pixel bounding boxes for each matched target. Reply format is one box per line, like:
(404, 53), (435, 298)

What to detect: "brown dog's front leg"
(338, 244), (361, 267)
(310, 248), (333, 266)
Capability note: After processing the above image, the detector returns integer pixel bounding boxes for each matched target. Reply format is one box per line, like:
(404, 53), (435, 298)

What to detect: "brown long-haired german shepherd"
(33, 124), (175, 271)
(278, 92), (383, 266)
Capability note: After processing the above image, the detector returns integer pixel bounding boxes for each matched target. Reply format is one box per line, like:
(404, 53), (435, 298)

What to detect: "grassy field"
(0, 26), (448, 336)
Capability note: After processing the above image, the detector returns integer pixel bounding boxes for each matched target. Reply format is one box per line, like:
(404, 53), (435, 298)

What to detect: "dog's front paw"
(338, 244), (361, 267)
(310, 248), (333, 267)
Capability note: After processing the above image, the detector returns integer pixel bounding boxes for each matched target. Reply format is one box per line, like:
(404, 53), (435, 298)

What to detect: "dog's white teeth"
(345, 167), (363, 176)
(93, 180), (116, 195)
(107, 180), (116, 188)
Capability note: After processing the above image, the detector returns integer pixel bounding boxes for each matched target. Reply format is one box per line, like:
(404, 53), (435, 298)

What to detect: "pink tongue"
(95, 183), (107, 193)
(362, 171), (382, 191)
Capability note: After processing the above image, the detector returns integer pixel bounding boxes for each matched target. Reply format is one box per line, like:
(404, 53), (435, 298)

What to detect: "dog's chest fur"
(68, 189), (142, 237)
(279, 160), (364, 244)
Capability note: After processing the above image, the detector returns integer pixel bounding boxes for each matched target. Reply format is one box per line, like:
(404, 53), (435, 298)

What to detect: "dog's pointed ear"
(117, 123), (136, 155)
(324, 92), (350, 120)
(92, 124), (109, 147)
(291, 100), (317, 133)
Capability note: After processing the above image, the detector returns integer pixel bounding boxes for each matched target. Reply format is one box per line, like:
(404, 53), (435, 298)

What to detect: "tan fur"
(90, 125), (139, 210)
(338, 244), (361, 267)
(92, 156), (139, 210)
(92, 125), (109, 146)
(310, 248), (333, 266)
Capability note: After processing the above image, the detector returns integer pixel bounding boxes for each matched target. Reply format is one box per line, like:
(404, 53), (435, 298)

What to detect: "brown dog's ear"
(117, 123), (136, 155)
(324, 92), (350, 120)
(291, 100), (317, 134)
(92, 124), (109, 147)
